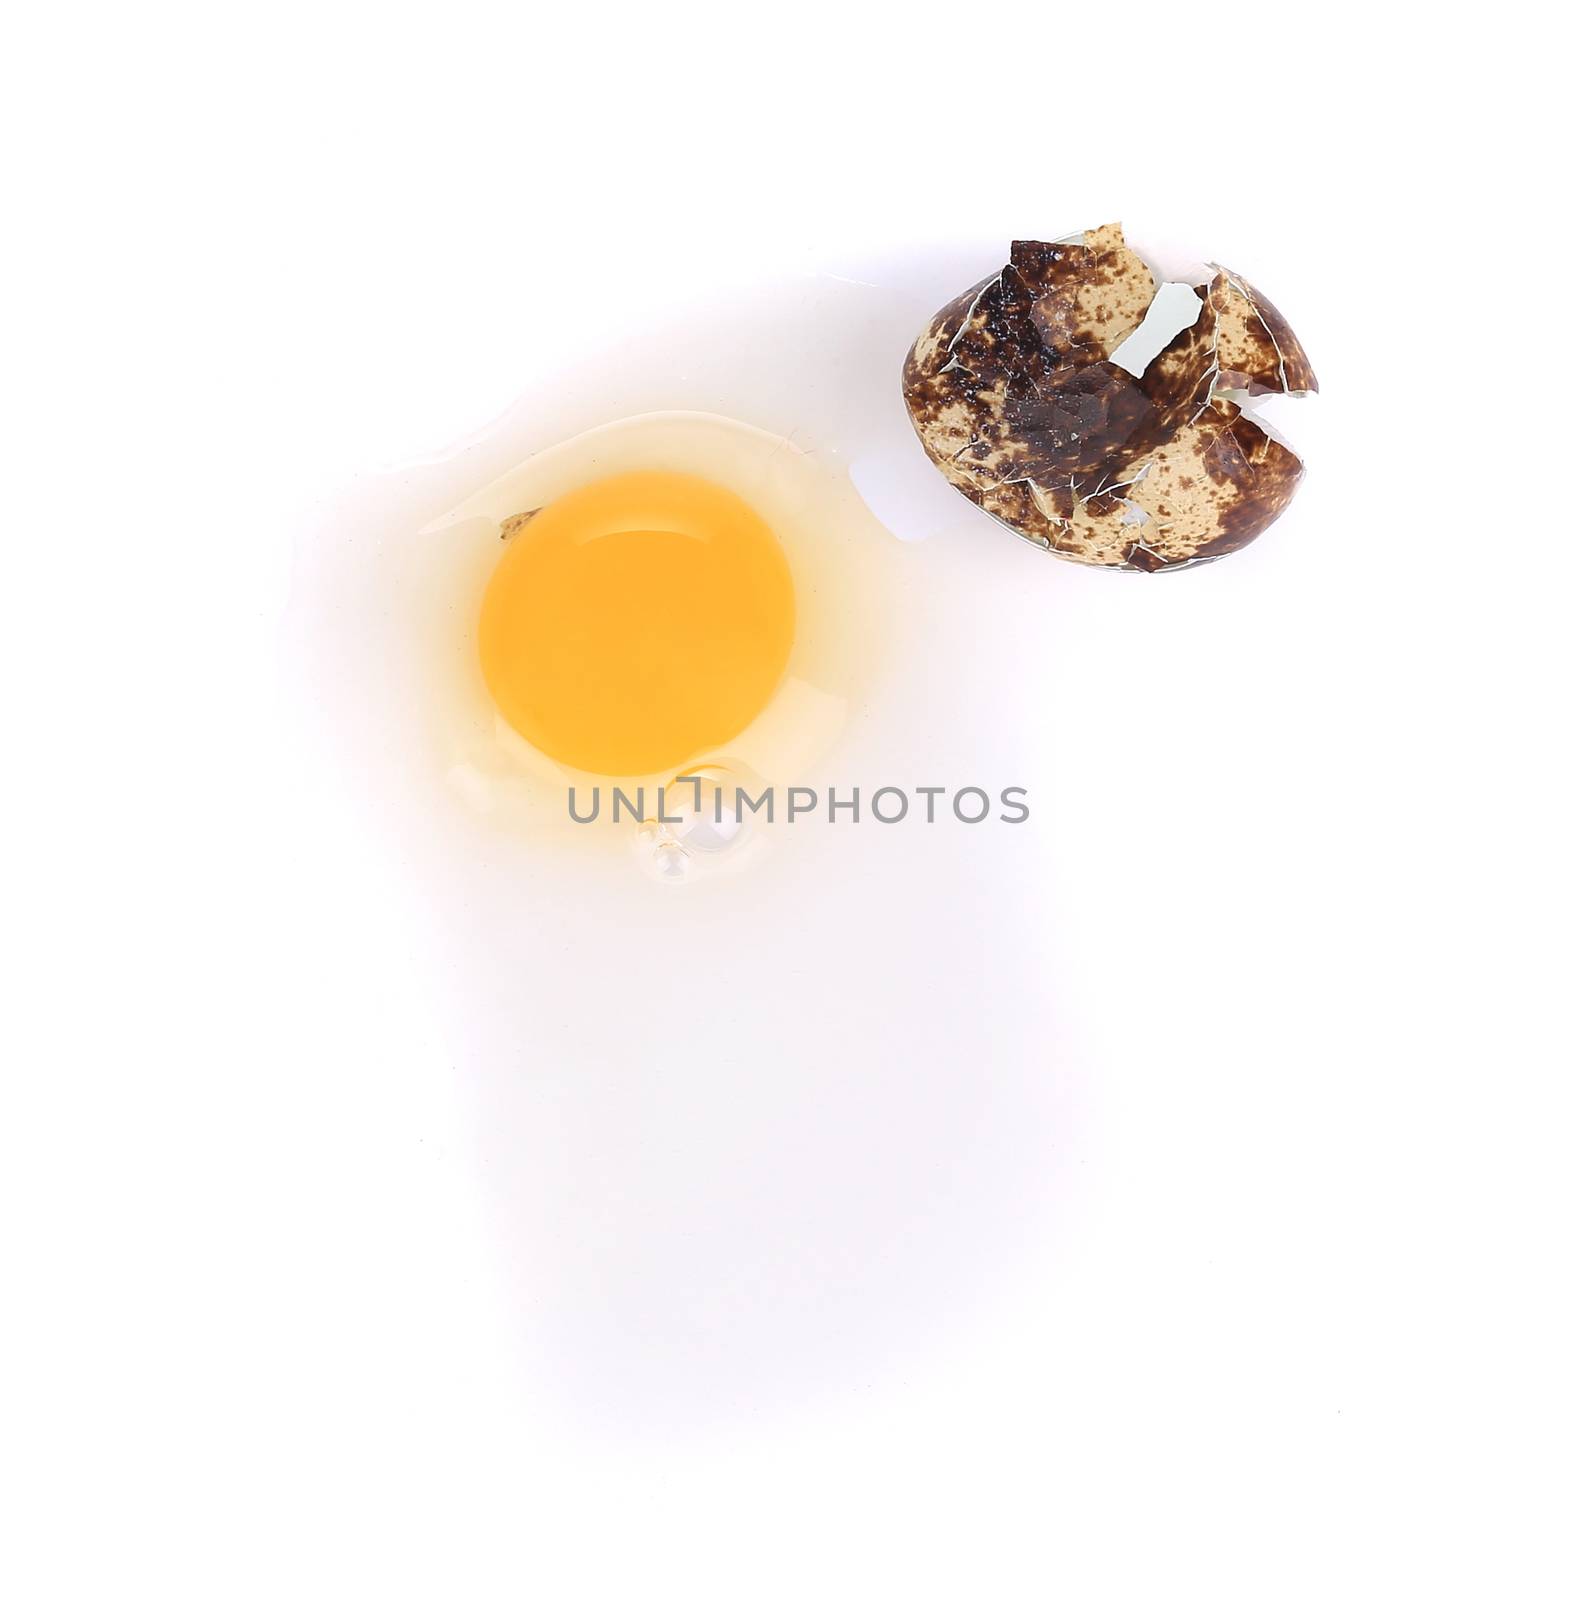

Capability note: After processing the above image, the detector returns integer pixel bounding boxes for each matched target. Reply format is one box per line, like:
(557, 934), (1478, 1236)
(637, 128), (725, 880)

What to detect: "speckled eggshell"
(902, 223), (1318, 572)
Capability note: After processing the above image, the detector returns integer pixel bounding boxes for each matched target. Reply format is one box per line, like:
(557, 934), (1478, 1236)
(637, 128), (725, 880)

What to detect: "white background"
(4, 3), (1586, 1596)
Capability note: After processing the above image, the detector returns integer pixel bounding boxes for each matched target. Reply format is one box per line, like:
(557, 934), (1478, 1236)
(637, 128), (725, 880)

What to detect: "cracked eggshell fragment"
(1208, 267), (1318, 398)
(902, 222), (1317, 572)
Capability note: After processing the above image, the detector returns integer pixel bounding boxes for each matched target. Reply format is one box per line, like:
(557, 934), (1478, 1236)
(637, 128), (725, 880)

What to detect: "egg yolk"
(478, 471), (796, 776)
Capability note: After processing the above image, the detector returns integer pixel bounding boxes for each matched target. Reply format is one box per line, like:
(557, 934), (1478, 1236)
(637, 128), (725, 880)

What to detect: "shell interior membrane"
(902, 222), (1318, 573)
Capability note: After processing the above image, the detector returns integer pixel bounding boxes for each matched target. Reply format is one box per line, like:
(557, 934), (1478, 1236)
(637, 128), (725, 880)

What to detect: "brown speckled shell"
(1208, 267), (1318, 398)
(902, 223), (1316, 571)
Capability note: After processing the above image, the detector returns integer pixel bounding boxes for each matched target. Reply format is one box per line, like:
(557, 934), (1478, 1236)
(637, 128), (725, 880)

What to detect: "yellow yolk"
(477, 471), (797, 776)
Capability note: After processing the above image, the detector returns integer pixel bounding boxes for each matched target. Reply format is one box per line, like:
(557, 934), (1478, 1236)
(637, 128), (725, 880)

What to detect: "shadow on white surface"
(285, 250), (1091, 1436)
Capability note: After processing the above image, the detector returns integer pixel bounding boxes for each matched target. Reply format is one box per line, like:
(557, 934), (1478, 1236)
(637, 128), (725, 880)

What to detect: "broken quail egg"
(902, 222), (1318, 572)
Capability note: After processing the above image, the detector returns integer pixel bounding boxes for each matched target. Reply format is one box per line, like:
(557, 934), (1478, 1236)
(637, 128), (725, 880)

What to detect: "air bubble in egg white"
(662, 769), (744, 855)
(651, 840), (692, 881)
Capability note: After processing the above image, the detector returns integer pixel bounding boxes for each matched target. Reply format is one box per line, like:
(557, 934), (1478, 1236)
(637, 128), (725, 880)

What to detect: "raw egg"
(382, 408), (904, 875)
